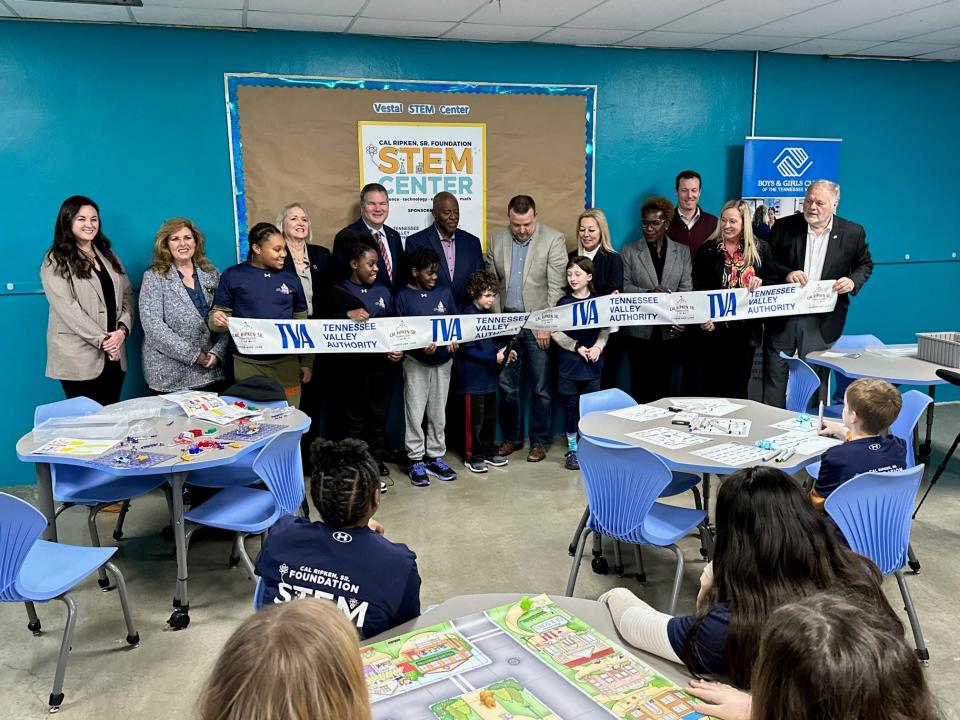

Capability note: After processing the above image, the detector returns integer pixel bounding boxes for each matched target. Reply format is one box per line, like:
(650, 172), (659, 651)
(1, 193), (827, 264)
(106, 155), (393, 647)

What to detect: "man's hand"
(701, 321), (715, 332)
(347, 308), (369, 322)
(535, 330), (551, 350)
(387, 351), (404, 362)
(669, 324), (685, 336)
(687, 680), (751, 720)
(786, 270), (808, 285)
(650, 285), (672, 293)
(833, 276), (855, 294)
(300, 367), (313, 384)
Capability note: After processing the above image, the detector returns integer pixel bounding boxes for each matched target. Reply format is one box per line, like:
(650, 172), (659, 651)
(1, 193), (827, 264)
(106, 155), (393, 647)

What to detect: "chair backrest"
(831, 334), (883, 351)
(579, 388), (635, 417)
(578, 437), (673, 540)
(0, 493), (46, 601)
(890, 390), (933, 467)
(824, 466), (923, 575)
(779, 351), (820, 413)
(252, 428), (306, 515)
(34, 396), (103, 426)
(220, 395), (289, 410)
(253, 576), (266, 611)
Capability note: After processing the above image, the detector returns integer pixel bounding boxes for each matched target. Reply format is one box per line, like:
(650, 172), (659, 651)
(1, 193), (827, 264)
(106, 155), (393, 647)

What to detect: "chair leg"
(112, 500), (131, 541)
(632, 544), (646, 584)
(235, 533), (257, 581)
(590, 533), (609, 574)
(613, 541), (624, 576)
(104, 561), (140, 647)
(698, 521), (715, 561)
(25, 601), (42, 635)
(87, 507), (111, 590)
(908, 543), (921, 574)
(229, 533), (242, 568)
(568, 506), (590, 556)
(54, 503), (74, 520)
(668, 544), (685, 616)
(49, 594), (79, 713)
(690, 485), (703, 511)
(299, 497), (311, 520)
(894, 570), (929, 664)
(565, 528), (592, 597)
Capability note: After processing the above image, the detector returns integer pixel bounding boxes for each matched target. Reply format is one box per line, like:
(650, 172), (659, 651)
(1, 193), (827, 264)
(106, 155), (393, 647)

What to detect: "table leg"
(167, 471), (191, 630)
(919, 385), (936, 463)
(702, 473), (711, 527)
(35, 463), (58, 542)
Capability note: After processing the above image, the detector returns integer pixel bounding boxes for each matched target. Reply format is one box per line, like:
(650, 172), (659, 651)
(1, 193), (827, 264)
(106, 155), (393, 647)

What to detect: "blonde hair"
(706, 199), (760, 268)
(575, 208), (614, 254)
(150, 217), (214, 275)
(845, 378), (902, 435)
(276, 203), (313, 244)
(198, 599), (371, 720)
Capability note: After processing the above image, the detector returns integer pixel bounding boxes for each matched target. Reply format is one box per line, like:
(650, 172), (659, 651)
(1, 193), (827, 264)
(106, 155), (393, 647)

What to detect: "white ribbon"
(228, 280), (838, 355)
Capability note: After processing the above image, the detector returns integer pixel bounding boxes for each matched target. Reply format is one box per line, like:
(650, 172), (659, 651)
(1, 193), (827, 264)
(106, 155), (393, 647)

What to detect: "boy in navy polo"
(394, 247), (459, 486)
(812, 378), (906, 507)
(455, 270), (516, 473)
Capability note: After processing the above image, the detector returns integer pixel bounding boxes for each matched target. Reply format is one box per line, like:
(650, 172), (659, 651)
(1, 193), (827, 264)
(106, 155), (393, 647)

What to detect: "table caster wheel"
(591, 556), (609, 575)
(28, 619), (42, 636)
(567, 543), (576, 557)
(98, 577), (112, 591)
(167, 608), (190, 630)
(126, 633), (140, 647)
(908, 560), (921, 574)
(113, 530), (124, 541)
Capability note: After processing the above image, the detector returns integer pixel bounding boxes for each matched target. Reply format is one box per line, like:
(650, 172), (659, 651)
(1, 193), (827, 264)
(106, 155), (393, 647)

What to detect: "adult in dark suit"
(405, 192), (483, 307)
(621, 196), (692, 404)
(763, 180), (873, 408)
(334, 183), (405, 290)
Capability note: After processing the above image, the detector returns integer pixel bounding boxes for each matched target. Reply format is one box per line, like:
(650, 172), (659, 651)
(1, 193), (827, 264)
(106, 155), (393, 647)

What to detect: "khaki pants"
(233, 355), (303, 408)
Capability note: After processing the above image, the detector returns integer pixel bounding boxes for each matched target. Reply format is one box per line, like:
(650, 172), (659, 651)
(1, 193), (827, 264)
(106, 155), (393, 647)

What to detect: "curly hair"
(44, 195), (124, 279)
(309, 438), (379, 529)
(150, 217), (215, 275)
(640, 196), (675, 224)
(407, 245), (440, 272)
(465, 269), (500, 302)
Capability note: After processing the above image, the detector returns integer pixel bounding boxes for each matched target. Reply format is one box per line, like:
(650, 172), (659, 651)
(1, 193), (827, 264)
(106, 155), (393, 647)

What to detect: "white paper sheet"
(769, 416), (819, 433)
(689, 417), (751, 437)
(31, 437), (120, 457)
(606, 405), (674, 423)
(626, 427), (712, 450)
(667, 398), (745, 417)
(689, 442), (768, 466)
(161, 391), (258, 424)
(760, 431), (842, 456)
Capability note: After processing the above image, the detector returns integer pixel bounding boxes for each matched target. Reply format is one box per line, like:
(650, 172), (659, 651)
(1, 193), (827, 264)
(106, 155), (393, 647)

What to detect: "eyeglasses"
(641, 219), (665, 227)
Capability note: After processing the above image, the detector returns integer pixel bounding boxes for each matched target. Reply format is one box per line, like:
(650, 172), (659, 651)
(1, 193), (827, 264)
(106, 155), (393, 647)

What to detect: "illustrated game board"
(363, 594), (705, 720)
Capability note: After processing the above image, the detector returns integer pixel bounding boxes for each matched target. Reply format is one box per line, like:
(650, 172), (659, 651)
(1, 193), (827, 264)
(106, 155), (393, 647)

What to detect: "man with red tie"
(335, 183), (405, 290)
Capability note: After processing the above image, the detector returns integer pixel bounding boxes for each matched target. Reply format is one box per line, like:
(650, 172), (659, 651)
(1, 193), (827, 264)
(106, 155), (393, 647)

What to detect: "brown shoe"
(527, 445), (547, 462)
(498, 441), (523, 457)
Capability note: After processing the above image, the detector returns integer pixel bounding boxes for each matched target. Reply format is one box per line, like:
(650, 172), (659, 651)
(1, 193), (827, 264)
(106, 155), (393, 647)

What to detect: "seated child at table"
(599, 465), (896, 689)
(812, 378), (906, 508)
(686, 593), (942, 720)
(198, 598), (372, 720)
(254, 438), (421, 639)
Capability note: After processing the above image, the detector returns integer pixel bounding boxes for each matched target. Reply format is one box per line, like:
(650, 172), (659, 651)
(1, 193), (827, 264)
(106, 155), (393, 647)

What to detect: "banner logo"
(571, 300), (599, 327)
(276, 323), (315, 350)
(774, 147), (813, 178)
(432, 317), (462, 343)
(708, 292), (737, 318)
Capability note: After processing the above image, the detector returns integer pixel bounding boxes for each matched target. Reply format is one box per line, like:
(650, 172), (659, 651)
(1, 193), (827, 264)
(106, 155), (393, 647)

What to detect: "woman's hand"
(746, 275), (763, 291)
(687, 679), (751, 720)
(584, 346), (602, 362)
(701, 321), (715, 332)
(300, 367), (313, 384)
(203, 353), (221, 369)
(102, 329), (125, 355)
(577, 345), (591, 361)
(347, 308), (369, 322)
(196, 351), (210, 367)
(211, 310), (230, 329)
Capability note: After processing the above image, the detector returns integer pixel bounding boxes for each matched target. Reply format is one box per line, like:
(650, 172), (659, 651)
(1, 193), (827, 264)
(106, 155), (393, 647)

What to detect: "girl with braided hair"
(254, 438), (421, 639)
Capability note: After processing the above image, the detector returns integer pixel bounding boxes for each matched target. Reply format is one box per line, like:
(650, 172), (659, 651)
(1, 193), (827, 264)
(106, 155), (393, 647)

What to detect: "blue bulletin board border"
(224, 74), (597, 261)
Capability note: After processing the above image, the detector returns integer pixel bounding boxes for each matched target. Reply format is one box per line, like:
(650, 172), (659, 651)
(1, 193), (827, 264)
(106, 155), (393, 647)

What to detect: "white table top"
(806, 348), (951, 385)
(579, 397), (824, 474)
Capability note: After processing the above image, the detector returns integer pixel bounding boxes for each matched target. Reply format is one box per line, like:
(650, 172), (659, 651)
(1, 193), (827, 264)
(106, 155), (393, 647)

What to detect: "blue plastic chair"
(33, 397), (170, 587)
(183, 427), (305, 583)
(824, 466), (928, 662)
(253, 576), (266, 611)
(824, 334), (884, 417)
(0, 492), (139, 712)
(779, 351), (820, 413)
(566, 438), (711, 614)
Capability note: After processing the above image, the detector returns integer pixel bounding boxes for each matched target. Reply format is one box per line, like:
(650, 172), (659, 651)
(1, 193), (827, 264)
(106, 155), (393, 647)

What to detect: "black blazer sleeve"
(767, 217), (799, 281)
(691, 242), (716, 291)
(755, 239), (779, 284)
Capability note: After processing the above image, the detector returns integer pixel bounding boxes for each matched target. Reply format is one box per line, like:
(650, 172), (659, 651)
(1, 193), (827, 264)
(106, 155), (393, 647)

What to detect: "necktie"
(375, 230), (392, 281)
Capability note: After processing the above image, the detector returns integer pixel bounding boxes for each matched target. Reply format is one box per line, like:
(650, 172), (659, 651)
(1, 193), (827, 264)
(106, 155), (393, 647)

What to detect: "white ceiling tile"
(534, 26), (639, 45)
(566, 0), (720, 32)
(774, 38), (881, 54)
(658, 0), (833, 35)
(6, 0), (131, 22)
(442, 22), (553, 42)
(467, 0), (604, 26)
(913, 45), (960, 58)
(854, 40), (955, 56)
(143, 0), (242, 9)
(902, 24), (960, 43)
(747, 0), (944, 38)
(247, 11), (351, 32)
(362, 0), (484, 23)
(699, 34), (800, 51)
(827, 2), (960, 41)
(619, 30), (728, 47)
(348, 17), (455, 38)
(132, 6), (241, 27)
(248, 0), (365, 14)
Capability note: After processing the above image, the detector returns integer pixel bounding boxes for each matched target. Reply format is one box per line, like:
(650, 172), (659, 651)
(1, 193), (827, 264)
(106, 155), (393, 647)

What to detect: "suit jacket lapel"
(168, 266), (192, 308)
(663, 242), (678, 287)
(82, 264), (106, 308)
(430, 228), (453, 283)
(521, 226), (538, 286)
(822, 220), (844, 278)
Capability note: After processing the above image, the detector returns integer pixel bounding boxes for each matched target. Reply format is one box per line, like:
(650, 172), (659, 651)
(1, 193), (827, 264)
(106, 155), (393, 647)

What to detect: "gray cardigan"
(139, 265), (228, 392)
(620, 238), (692, 340)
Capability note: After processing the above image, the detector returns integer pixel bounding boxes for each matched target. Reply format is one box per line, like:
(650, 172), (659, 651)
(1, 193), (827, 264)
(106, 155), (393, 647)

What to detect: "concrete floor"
(2, 405), (959, 718)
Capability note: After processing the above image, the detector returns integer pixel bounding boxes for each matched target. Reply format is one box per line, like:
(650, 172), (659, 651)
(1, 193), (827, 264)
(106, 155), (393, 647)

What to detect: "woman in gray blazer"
(140, 218), (227, 393)
(620, 196), (693, 404)
(41, 195), (134, 405)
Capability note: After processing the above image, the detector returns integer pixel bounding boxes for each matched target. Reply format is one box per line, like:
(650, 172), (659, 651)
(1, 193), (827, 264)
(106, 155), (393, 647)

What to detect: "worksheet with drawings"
(626, 426), (713, 449)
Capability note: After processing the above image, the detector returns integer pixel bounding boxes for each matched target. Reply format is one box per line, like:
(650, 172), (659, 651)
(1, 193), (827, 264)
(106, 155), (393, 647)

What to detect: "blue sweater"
(454, 302), (501, 394)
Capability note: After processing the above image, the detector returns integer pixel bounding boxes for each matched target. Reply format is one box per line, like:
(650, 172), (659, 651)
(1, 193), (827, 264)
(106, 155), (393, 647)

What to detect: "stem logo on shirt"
(276, 283), (292, 295)
(434, 300), (446, 313)
(274, 563), (369, 629)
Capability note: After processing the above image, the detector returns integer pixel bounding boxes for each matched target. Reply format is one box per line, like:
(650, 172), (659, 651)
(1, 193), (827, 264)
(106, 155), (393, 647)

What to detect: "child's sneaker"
(485, 454), (509, 467)
(564, 451), (580, 471)
(425, 457), (457, 481)
(409, 461), (430, 487)
(465, 459), (488, 474)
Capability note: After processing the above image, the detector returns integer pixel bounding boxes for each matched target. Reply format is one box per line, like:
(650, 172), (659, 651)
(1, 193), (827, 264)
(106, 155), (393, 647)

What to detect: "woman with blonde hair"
(198, 598), (372, 720)
(692, 199), (777, 398)
(140, 217), (227, 393)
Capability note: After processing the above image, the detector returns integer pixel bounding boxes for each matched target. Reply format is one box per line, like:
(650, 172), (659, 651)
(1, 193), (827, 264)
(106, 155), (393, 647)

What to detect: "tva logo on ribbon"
(742, 137), (842, 197)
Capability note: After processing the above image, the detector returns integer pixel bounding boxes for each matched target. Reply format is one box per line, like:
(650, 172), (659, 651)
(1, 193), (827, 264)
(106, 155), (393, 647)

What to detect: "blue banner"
(742, 137), (841, 198)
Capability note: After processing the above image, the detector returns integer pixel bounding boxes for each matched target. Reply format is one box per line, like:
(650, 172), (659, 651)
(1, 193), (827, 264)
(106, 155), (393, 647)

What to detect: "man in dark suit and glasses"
(763, 180), (874, 408)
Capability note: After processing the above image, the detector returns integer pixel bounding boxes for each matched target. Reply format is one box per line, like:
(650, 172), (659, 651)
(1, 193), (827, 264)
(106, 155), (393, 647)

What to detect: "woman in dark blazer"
(693, 199), (778, 399)
(140, 218), (227, 393)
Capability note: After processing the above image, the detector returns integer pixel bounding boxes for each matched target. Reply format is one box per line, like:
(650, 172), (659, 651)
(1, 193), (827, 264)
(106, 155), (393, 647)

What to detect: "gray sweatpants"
(403, 356), (452, 461)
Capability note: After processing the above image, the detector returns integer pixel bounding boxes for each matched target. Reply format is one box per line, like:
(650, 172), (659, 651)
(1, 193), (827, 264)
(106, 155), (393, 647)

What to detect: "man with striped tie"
(335, 183), (406, 290)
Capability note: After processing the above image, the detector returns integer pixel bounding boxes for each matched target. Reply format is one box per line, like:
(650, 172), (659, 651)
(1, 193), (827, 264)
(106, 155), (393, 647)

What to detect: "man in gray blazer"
(485, 195), (567, 462)
(621, 196), (693, 404)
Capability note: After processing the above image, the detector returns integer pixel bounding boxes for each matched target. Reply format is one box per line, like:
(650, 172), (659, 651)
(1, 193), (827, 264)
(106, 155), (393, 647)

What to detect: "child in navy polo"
(812, 378), (906, 507)
(455, 270), (517, 474)
(552, 256), (609, 471)
(254, 438), (421, 640)
(319, 231), (402, 487)
(394, 247), (459, 487)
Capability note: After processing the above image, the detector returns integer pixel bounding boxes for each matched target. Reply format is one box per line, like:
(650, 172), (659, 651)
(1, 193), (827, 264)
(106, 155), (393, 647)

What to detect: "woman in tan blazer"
(40, 195), (134, 405)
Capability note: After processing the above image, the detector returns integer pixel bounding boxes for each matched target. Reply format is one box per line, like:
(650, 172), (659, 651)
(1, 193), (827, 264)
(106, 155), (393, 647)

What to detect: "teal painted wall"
(1, 21), (956, 485)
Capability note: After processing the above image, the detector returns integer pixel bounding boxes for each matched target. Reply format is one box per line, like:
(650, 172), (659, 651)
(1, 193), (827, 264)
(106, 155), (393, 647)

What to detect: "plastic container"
(32, 415), (130, 444)
(916, 332), (960, 368)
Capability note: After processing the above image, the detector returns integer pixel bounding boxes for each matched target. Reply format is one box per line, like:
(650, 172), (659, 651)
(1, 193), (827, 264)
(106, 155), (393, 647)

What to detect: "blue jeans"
(498, 329), (552, 447)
